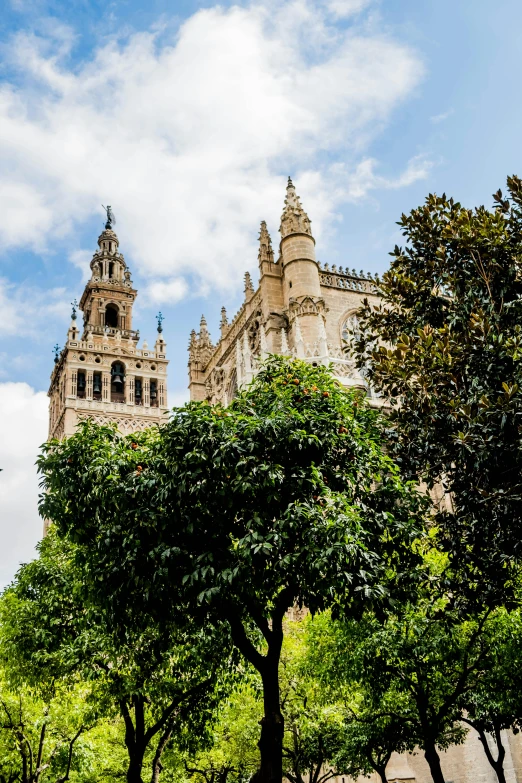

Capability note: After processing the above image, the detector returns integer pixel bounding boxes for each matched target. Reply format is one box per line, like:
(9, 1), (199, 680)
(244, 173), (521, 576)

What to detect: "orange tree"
(38, 357), (426, 783)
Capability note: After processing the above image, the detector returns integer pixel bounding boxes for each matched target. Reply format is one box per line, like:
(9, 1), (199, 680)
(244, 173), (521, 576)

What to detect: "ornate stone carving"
(287, 296), (327, 323)
(258, 221), (274, 264)
(280, 177), (312, 239)
(205, 367), (226, 405)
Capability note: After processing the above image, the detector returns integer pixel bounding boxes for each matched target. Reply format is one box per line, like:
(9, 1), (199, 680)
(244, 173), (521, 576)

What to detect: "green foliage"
(38, 358), (425, 623)
(37, 357), (426, 783)
(353, 177), (522, 596)
(182, 681), (261, 783)
(304, 602), (522, 783)
(0, 677), (93, 783)
(279, 620), (344, 783)
(0, 533), (236, 783)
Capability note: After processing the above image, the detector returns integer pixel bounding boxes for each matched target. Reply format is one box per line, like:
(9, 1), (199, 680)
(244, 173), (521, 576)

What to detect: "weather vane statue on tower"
(102, 204), (116, 230)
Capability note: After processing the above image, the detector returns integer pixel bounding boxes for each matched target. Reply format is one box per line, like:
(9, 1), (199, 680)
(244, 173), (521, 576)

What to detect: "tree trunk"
(257, 659), (284, 783)
(475, 725), (507, 783)
(150, 723), (174, 783)
(423, 742), (446, 783)
(127, 754), (145, 783)
(374, 766), (388, 783)
(493, 764), (508, 783)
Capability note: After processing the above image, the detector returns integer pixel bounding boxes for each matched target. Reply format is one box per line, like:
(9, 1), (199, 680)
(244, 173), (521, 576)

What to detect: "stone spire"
(244, 271), (254, 301)
(280, 177), (312, 239)
(188, 329), (198, 361)
(294, 317), (305, 358)
(199, 314), (212, 348)
(280, 328), (290, 355)
(220, 307), (229, 338)
(258, 221), (274, 266)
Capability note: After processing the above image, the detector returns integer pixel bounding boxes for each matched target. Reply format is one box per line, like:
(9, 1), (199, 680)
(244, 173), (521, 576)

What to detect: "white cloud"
(0, 0), (425, 295)
(0, 278), (70, 337)
(68, 249), (92, 283)
(343, 154), (434, 199)
(0, 382), (48, 588)
(146, 277), (189, 305)
(325, 0), (372, 19)
(430, 109), (454, 124)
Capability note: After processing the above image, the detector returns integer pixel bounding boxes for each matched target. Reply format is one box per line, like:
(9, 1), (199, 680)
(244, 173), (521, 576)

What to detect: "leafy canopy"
(354, 176), (522, 595)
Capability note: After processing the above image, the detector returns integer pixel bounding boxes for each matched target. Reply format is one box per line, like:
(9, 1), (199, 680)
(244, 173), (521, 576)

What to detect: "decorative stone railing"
(317, 263), (377, 294)
(88, 325), (139, 340)
(66, 337), (163, 360)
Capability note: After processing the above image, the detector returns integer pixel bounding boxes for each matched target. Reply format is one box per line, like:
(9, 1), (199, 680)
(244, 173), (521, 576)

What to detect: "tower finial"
(156, 312), (164, 333)
(244, 271), (254, 300)
(53, 344), (60, 364)
(71, 299), (78, 321)
(280, 177), (312, 239)
(220, 306), (229, 338)
(258, 221), (274, 266)
(102, 204), (116, 230)
(198, 315), (212, 350)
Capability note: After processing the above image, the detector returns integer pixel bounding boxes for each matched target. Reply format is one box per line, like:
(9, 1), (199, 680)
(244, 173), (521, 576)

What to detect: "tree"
(458, 608), (522, 783)
(0, 677), (89, 783)
(182, 681), (261, 783)
(279, 619), (343, 783)
(38, 357), (426, 783)
(305, 601), (522, 783)
(0, 533), (235, 783)
(331, 712), (414, 783)
(303, 612), (418, 783)
(353, 177), (522, 599)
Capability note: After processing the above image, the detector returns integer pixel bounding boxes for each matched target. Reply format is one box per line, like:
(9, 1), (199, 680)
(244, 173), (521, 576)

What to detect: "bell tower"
(48, 209), (169, 439)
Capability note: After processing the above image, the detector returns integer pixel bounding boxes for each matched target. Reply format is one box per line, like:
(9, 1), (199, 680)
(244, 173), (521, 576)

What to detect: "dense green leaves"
(353, 178), (522, 598)
(0, 533), (235, 783)
(37, 357), (426, 783)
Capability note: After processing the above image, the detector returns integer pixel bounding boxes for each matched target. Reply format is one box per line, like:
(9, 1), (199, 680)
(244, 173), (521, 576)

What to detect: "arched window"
(341, 313), (360, 350)
(93, 372), (102, 400)
(135, 377), (143, 405)
(105, 304), (119, 329)
(150, 380), (158, 407)
(111, 361), (125, 402)
(77, 370), (86, 399)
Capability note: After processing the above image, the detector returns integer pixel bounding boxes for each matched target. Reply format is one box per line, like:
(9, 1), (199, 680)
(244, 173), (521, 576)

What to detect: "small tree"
(0, 533), (234, 783)
(305, 602), (522, 783)
(459, 608), (522, 783)
(38, 357), (426, 783)
(0, 677), (88, 783)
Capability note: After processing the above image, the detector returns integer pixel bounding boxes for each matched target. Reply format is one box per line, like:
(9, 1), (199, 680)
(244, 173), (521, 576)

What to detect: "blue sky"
(1, 0), (522, 584)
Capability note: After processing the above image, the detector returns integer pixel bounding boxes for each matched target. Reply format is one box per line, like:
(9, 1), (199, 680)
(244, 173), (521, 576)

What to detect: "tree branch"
(54, 728), (84, 783)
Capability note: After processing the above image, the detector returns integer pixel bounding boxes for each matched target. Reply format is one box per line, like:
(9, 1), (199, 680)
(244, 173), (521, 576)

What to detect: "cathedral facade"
(48, 215), (169, 440)
(188, 178), (381, 405)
